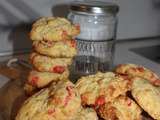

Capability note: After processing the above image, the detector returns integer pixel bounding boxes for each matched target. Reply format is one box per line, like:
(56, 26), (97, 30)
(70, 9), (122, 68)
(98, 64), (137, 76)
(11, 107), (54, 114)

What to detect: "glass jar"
(68, 1), (119, 80)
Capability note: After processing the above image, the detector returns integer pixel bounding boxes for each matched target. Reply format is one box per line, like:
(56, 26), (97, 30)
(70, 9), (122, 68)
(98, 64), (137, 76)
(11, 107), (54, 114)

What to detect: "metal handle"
(7, 58), (32, 69)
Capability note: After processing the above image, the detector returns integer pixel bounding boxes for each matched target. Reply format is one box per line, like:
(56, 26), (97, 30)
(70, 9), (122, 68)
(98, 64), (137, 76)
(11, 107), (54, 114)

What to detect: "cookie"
(30, 17), (80, 41)
(76, 72), (132, 106)
(98, 95), (142, 120)
(115, 63), (160, 86)
(33, 40), (77, 58)
(16, 80), (81, 120)
(131, 77), (160, 120)
(30, 52), (72, 73)
(26, 69), (69, 89)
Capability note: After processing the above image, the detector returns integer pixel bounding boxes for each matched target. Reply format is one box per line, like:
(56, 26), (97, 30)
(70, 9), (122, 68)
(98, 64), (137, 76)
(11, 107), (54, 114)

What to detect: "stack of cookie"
(25, 17), (80, 94)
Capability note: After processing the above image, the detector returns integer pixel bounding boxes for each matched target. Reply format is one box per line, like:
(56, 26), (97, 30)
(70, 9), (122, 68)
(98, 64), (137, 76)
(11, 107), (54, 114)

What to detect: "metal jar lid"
(69, 0), (119, 15)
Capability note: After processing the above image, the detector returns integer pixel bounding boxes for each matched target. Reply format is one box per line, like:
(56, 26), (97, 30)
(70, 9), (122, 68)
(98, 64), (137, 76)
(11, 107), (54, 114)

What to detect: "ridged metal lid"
(70, 1), (119, 15)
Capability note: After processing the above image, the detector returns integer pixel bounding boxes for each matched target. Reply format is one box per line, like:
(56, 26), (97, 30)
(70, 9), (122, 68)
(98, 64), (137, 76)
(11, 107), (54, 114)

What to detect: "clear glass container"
(68, 1), (119, 80)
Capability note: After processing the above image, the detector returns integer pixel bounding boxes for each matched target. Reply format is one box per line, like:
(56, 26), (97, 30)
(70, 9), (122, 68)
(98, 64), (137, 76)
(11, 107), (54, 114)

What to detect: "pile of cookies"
(16, 17), (160, 120)
(76, 63), (160, 120)
(24, 17), (80, 94)
(17, 64), (160, 120)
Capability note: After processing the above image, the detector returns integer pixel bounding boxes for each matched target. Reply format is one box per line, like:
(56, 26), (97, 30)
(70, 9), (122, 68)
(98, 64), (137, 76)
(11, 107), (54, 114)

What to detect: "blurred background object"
(0, 0), (160, 55)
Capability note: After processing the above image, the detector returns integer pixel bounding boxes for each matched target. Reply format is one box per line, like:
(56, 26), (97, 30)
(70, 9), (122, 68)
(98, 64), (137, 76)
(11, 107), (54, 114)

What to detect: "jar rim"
(69, 0), (119, 15)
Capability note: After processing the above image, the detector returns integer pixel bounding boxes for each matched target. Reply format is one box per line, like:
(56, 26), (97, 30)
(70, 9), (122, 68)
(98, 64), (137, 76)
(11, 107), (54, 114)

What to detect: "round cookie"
(26, 69), (69, 88)
(131, 77), (160, 120)
(115, 63), (160, 86)
(16, 80), (81, 120)
(30, 17), (80, 41)
(98, 95), (142, 120)
(33, 40), (77, 58)
(30, 52), (72, 73)
(76, 72), (132, 106)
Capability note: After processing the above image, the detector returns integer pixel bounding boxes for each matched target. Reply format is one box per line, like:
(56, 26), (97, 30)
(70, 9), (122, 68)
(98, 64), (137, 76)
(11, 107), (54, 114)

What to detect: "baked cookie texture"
(26, 69), (69, 88)
(16, 81), (81, 120)
(76, 72), (132, 106)
(30, 52), (72, 73)
(115, 63), (160, 86)
(132, 77), (160, 120)
(72, 108), (98, 120)
(98, 95), (142, 120)
(30, 17), (80, 41)
(24, 83), (37, 95)
(33, 40), (77, 58)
